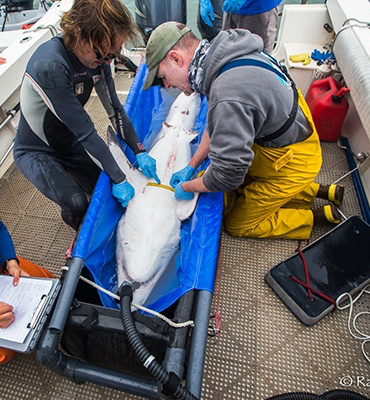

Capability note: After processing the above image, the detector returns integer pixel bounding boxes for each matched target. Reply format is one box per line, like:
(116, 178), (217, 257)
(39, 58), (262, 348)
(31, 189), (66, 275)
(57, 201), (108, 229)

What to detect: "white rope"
(61, 265), (194, 329)
(336, 284), (370, 362)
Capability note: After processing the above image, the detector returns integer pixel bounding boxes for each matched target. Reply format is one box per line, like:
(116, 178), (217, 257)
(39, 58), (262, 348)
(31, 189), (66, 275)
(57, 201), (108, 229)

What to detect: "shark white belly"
(108, 92), (201, 307)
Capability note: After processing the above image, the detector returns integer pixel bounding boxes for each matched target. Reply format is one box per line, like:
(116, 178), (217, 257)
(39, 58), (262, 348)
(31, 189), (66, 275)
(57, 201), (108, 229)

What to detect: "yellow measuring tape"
(146, 170), (206, 193)
(146, 182), (175, 192)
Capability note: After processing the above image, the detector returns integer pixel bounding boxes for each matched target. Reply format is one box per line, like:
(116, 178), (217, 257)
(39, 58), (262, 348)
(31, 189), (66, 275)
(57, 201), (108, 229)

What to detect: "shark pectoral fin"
(107, 126), (149, 192)
(175, 192), (199, 221)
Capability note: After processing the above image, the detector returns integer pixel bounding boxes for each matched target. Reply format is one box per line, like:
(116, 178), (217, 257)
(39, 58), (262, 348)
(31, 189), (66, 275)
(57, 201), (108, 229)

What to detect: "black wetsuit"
(14, 36), (144, 230)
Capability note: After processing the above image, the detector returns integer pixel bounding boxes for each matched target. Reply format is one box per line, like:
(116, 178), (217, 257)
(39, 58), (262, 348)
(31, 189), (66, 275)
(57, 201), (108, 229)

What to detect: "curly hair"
(60, 0), (139, 56)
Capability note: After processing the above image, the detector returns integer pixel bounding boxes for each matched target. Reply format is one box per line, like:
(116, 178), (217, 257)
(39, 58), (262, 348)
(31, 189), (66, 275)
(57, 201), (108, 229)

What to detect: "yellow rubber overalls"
(224, 89), (322, 240)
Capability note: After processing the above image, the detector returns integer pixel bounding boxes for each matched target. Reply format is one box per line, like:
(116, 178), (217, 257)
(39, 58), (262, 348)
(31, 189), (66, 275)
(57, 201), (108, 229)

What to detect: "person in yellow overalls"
(0, 220), (54, 364)
(223, 90), (324, 239)
(143, 22), (344, 239)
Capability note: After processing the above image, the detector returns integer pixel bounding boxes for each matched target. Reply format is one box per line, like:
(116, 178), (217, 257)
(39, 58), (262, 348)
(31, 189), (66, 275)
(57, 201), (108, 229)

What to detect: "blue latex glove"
(311, 49), (333, 62)
(175, 183), (195, 200)
(170, 165), (196, 188)
(136, 152), (160, 183)
(223, 0), (245, 14)
(112, 180), (135, 207)
(199, 0), (214, 27)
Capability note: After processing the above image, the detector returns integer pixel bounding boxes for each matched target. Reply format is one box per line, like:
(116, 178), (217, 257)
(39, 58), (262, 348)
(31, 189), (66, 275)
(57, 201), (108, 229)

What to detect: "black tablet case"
(265, 216), (370, 325)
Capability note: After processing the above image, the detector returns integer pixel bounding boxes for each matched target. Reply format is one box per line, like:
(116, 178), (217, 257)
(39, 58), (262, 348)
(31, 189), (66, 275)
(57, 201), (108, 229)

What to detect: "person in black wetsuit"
(14, 0), (160, 231)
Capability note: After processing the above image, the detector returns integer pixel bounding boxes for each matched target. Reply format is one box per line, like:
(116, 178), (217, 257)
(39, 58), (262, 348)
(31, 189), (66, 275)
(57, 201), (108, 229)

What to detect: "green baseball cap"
(144, 21), (191, 90)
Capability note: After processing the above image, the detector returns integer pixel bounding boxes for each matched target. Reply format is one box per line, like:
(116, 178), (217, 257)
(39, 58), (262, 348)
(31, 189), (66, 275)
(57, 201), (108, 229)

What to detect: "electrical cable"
(336, 285), (370, 363)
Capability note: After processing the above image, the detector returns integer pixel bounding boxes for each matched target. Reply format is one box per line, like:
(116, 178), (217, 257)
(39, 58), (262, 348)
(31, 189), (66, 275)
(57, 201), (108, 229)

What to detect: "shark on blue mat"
(108, 92), (202, 308)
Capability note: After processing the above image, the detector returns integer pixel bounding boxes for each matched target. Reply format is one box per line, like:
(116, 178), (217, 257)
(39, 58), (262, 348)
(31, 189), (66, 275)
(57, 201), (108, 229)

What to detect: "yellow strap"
(146, 182), (175, 192)
(328, 184), (337, 203)
(323, 204), (341, 224)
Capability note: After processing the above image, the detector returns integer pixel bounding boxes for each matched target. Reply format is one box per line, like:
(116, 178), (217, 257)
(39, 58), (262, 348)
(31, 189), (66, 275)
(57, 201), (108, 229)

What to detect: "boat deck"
(0, 70), (369, 400)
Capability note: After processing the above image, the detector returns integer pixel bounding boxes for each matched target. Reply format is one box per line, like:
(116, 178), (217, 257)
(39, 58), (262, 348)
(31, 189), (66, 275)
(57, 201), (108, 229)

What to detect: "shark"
(108, 91), (202, 308)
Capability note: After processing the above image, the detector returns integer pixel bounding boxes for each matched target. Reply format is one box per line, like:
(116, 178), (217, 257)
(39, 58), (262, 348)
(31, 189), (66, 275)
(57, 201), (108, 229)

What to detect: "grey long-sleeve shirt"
(200, 29), (313, 192)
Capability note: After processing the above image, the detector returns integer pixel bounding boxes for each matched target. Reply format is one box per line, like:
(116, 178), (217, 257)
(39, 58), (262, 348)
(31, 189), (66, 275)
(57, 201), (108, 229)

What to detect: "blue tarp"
(72, 63), (224, 311)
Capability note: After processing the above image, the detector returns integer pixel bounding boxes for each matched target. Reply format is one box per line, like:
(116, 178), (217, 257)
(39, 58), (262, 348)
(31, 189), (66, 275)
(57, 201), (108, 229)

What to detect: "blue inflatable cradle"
(74, 63), (223, 311)
(37, 63), (224, 399)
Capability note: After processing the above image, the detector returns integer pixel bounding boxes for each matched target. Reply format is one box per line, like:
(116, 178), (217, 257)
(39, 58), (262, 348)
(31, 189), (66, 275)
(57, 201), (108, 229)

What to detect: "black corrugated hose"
(119, 283), (198, 400)
(265, 389), (369, 399)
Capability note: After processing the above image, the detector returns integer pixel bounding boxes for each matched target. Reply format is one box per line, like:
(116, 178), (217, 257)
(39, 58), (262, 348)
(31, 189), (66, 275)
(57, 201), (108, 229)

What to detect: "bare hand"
(0, 302), (15, 328)
(5, 259), (30, 286)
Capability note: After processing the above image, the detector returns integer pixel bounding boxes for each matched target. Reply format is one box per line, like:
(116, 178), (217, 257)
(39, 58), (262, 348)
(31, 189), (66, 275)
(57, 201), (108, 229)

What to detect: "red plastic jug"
(305, 77), (350, 142)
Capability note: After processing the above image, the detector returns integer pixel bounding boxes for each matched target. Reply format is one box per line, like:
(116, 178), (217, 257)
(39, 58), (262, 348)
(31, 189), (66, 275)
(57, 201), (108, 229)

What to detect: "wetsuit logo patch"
(137, 142), (145, 151)
(93, 75), (101, 84)
(75, 83), (84, 95)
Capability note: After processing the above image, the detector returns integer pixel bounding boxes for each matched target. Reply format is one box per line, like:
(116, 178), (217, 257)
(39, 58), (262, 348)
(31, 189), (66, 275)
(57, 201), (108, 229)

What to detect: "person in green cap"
(143, 21), (344, 240)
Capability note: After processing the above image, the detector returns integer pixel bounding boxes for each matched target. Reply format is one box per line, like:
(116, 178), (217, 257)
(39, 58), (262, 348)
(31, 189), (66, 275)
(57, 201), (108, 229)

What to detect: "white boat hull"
(0, 0), (74, 178)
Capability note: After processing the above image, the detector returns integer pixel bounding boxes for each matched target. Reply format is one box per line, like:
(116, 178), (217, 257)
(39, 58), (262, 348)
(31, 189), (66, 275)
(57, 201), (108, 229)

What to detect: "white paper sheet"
(0, 276), (53, 343)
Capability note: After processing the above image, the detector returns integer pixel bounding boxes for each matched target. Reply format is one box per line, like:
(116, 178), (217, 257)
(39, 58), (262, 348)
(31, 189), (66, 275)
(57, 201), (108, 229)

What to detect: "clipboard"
(0, 275), (61, 353)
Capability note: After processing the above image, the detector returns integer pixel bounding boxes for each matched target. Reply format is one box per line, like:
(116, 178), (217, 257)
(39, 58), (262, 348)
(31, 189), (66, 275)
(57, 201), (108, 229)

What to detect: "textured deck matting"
(0, 71), (369, 399)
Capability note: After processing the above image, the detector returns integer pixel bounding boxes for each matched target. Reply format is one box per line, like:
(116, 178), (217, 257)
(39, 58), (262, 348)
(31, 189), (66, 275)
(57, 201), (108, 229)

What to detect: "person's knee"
(224, 222), (253, 237)
(224, 213), (251, 237)
(61, 193), (88, 230)
(223, 205), (261, 237)
(72, 192), (88, 215)
(0, 348), (16, 364)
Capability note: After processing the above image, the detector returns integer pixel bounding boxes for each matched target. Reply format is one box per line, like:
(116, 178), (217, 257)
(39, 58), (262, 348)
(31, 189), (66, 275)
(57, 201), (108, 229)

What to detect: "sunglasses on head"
(93, 47), (121, 62)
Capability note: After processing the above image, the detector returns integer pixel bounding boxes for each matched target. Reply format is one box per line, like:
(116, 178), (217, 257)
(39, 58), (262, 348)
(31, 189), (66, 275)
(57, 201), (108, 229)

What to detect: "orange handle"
(336, 87), (350, 99)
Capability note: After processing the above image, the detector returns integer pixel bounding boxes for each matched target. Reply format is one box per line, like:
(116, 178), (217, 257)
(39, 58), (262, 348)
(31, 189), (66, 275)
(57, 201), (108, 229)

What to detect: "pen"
(27, 294), (49, 330)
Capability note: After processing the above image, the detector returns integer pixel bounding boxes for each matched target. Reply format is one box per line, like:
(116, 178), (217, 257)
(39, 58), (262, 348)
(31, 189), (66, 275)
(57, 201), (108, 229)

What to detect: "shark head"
(164, 92), (201, 132)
